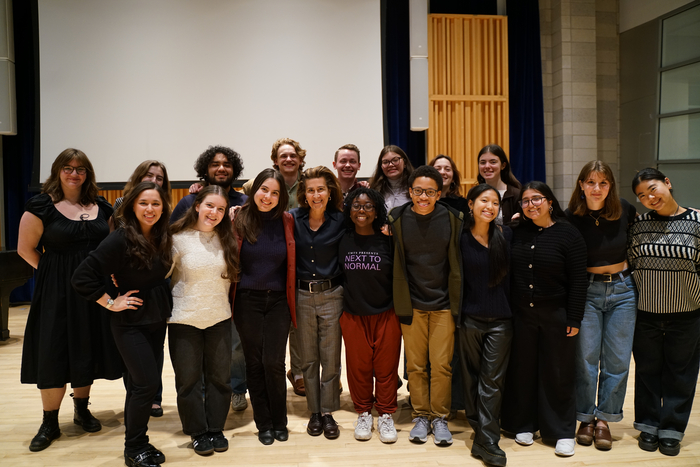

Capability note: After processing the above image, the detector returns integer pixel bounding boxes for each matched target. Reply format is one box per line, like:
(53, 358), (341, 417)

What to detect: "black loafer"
(659, 438), (680, 456)
(471, 442), (507, 467)
(145, 444), (165, 464)
(638, 432), (658, 452)
(274, 428), (289, 442)
(321, 414), (340, 439)
(125, 452), (158, 467)
(259, 429), (275, 445)
(307, 413), (323, 436)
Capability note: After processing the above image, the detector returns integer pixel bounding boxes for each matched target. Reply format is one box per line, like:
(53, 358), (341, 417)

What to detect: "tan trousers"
(401, 308), (455, 420)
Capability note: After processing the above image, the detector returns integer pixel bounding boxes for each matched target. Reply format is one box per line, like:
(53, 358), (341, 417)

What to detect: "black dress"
(21, 193), (122, 389)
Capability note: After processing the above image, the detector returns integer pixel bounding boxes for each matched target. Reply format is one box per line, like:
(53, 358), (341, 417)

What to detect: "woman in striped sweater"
(628, 168), (700, 457)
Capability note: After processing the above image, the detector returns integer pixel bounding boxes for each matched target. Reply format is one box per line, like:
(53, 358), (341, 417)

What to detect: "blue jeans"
(633, 315), (700, 441)
(575, 274), (637, 423)
(231, 320), (247, 394)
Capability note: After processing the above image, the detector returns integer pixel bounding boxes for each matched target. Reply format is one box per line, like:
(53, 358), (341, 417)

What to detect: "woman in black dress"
(73, 182), (172, 467)
(17, 148), (122, 452)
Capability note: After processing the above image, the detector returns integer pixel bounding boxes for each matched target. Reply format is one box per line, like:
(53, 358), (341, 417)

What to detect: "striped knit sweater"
(628, 208), (700, 319)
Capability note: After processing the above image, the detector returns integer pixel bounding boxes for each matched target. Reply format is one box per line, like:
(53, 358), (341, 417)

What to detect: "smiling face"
(432, 158), (453, 195)
(304, 177), (329, 213)
(410, 176), (440, 215)
(381, 152), (405, 181)
(478, 152), (505, 183)
(141, 165), (165, 188)
(333, 149), (361, 183)
(206, 153), (234, 187)
(579, 171), (610, 209)
(349, 193), (376, 234)
(195, 194), (228, 231)
(132, 189), (163, 232)
(254, 177), (281, 213)
(521, 188), (552, 225)
(468, 189), (500, 225)
(634, 177), (676, 215)
(276, 144), (300, 178)
(59, 158), (87, 192)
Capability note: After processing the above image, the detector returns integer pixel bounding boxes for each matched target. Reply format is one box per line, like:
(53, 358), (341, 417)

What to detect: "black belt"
(298, 276), (342, 294)
(589, 269), (631, 283)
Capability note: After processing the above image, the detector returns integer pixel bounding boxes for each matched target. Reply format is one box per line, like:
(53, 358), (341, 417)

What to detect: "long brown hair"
(296, 166), (344, 212)
(42, 148), (99, 205)
(476, 144), (521, 189)
(171, 185), (240, 281)
(429, 154), (462, 197)
(119, 182), (172, 270)
(235, 169), (288, 244)
(568, 160), (622, 221)
(369, 145), (415, 197)
(122, 160), (171, 202)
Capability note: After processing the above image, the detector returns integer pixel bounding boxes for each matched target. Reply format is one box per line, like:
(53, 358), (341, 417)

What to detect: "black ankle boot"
(72, 395), (102, 432)
(29, 410), (61, 452)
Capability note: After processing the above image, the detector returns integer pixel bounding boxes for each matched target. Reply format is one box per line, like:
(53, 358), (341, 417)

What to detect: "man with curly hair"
(171, 145), (247, 222)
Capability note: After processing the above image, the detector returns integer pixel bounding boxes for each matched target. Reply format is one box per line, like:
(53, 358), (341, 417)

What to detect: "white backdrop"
(38, 0), (384, 183)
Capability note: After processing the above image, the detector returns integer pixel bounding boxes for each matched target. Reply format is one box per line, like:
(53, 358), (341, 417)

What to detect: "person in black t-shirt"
(339, 188), (400, 444)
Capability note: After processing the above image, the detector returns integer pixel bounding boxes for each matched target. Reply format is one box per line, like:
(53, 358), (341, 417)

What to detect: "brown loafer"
(307, 413), (323, 436)
(576, 421), (594, 446)
(594, 423), (612, 451)
(321, 414), (340, 439)
(287, 370), (306, 397)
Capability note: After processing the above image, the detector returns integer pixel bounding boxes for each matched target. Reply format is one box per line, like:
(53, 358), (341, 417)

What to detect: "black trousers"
(111, 321), (166, 456)
(168, 319), (232, 437)
(459, 316), (512, 445)
(501, 303), (577, 440)
(233, 289), (291, 432)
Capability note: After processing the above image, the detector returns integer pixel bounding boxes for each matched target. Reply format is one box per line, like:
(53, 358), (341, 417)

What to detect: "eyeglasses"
(381, 156), (403, 167)
(410, 187), (439, 198)
(350, 203), (375, 212)
(62, 166), (87, 175)
(520, 196), (547, 208)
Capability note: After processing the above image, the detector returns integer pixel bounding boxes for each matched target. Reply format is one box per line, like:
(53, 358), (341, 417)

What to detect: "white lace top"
(167, 229), (232, 329)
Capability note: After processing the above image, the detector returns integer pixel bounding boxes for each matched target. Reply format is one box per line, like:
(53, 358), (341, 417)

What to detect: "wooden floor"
(2, 305), (700, 466)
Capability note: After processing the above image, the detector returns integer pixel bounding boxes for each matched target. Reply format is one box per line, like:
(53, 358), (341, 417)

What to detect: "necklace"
(589, 211), (602, 226)
(663, 204), (680, 235)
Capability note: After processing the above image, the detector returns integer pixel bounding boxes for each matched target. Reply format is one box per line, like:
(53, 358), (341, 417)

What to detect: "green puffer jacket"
(387, 201), (464, 322)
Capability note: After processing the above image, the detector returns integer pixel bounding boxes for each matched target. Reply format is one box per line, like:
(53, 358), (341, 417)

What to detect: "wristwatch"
(105, 298), (115, 310)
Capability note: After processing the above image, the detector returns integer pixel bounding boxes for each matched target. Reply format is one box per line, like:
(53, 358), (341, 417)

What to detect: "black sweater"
(511, 221), (588, 327)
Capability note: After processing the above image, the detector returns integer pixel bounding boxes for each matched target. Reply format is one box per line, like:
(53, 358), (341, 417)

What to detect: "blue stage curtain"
(506, 0), (546, 183)
(3, 0), (39, 302)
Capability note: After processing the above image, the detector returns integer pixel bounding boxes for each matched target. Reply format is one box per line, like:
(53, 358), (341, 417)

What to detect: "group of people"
(16, 139), (700, 467)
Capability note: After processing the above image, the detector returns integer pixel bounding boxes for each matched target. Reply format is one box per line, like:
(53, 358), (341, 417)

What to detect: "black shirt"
(291, 208), (345, 281)
(565, 198), (637, 267)
(339, 231), (393, 315)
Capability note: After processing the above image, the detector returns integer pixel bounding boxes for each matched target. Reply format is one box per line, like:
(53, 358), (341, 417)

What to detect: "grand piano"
(0, 250), (34, 340)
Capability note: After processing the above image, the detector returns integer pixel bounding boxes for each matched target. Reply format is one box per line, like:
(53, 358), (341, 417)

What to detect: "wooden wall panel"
(97, 188), (191, 210)
(428, 14), (509, 194)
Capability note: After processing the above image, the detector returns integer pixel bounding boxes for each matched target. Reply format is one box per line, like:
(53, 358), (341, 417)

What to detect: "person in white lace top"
(167, 185), (240, 456)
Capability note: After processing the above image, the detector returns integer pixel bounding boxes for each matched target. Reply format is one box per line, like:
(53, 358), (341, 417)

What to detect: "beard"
(205, 174), (233, 188)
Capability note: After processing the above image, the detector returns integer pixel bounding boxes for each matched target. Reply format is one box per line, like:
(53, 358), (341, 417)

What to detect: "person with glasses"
(628, 168), (700, 457)
(501, 181), (587, 458)
(338, 188), (400, 444)
(17, 149), (122, 452)
(388, 165), (464, 446)
(565, 161), (638, 451)
(369, 145), (415, 212)
(291, 166), (346, 439)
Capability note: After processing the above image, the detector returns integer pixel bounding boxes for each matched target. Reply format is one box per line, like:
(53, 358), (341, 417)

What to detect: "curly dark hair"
(408, 165), (444, 192)
(171, 185), (240, 282)
(343, 187), (387, 233)
(118, 182), (172, 270)
(193, 145), (244, 183)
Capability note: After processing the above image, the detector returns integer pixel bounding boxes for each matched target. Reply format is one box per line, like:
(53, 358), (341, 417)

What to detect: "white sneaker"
(555, 438), (575, 457)
(377, 414), (398, 444)
(515, 432), (535, 446)
(354, 412), (373, 441)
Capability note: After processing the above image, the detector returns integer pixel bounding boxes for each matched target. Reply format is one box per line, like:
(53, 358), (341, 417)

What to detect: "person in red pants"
(339, 188), (401, 443)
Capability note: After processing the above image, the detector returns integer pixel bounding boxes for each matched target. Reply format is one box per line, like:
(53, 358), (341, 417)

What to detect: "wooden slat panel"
(427, 15), (510, 188)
